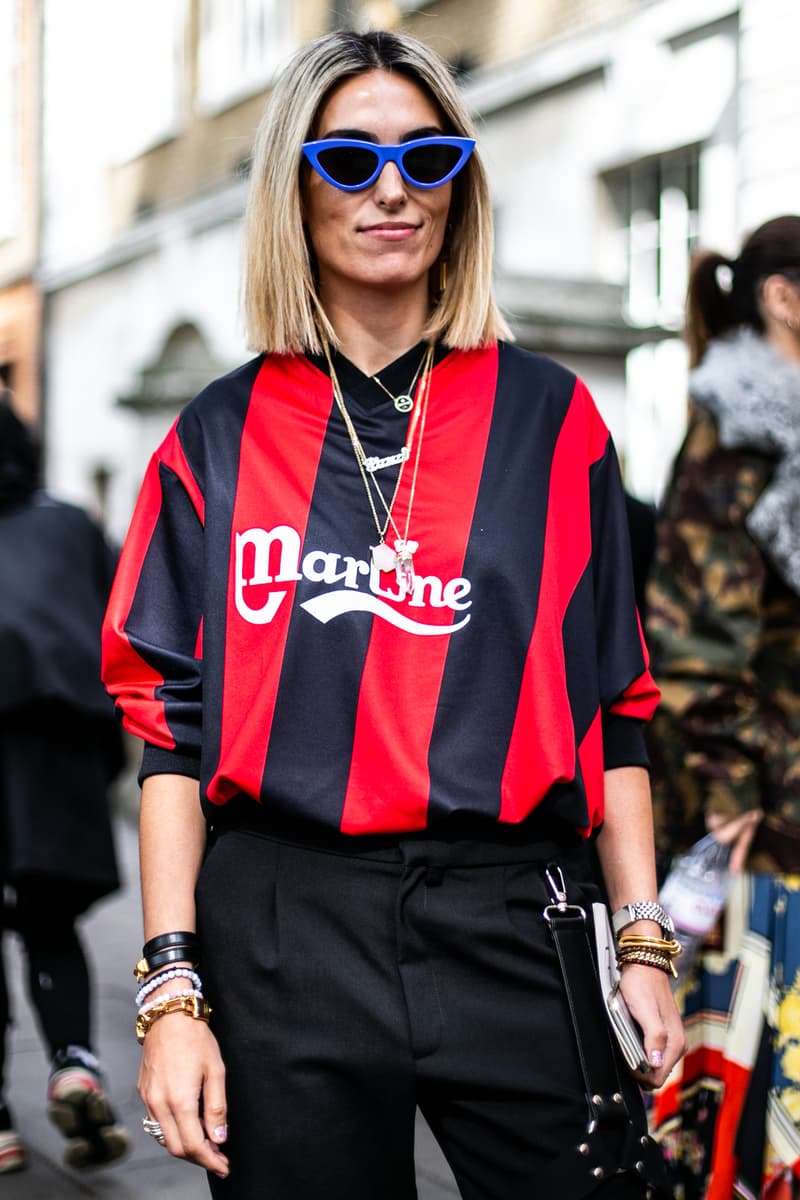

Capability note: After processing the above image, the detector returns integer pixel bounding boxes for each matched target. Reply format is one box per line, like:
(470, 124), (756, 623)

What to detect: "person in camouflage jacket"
(646, 216), (800, 1200)
(647, 222), (800, 874)
(646, 395), (800, 874)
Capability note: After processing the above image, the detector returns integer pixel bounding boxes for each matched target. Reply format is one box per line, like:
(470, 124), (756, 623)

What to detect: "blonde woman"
(102, 29), (683, 1199)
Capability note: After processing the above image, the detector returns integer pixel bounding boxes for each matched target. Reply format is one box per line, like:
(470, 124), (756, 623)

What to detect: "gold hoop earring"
(438, 258), (448, 295)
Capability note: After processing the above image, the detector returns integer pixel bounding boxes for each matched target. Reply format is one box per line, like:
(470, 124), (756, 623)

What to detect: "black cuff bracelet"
(134, 936), (200, 983)
(134, 948), (200, 982)
(142, 931), (198, 958)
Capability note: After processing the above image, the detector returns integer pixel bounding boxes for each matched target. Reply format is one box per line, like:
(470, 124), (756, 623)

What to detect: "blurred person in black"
(624, 492), (656, 625)
(0, 390), (129, 1172)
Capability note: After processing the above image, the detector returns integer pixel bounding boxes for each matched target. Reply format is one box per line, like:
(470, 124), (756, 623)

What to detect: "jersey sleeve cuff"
(602, 713), (651, 771)
(138, 743), (202, 785)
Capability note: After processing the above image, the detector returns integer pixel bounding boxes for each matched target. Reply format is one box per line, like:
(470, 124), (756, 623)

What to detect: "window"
(197, 0), (290, 114)
(110, 0), (186, 162)
(0, 0), (21, 240)
(605, 148), (700, 328)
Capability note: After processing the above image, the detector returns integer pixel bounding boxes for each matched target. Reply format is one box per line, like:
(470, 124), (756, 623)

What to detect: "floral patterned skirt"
(650, 873), (800, 1199)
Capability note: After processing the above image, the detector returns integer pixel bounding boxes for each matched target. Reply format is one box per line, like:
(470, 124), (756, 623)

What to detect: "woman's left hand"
(617, 962), (686, 1090)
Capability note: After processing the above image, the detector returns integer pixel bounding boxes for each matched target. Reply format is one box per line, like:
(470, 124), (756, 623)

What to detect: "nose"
(373, 159), (407, 205)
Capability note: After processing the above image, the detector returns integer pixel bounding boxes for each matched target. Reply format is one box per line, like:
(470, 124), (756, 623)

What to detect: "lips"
(359, 222), (420, 238)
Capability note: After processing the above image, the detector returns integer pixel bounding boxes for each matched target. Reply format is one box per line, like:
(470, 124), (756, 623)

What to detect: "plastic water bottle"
(659, 834), (732, 986)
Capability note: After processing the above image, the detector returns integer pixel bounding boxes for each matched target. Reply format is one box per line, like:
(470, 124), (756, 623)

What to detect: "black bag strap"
(535, 864), (672, 1200)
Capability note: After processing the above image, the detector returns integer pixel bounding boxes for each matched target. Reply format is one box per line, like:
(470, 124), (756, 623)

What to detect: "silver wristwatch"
(611, 901), (674, 939)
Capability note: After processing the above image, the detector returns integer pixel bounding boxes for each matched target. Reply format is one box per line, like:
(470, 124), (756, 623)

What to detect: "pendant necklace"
(322, 339), (435, 591)
(370, 345), (428, 414)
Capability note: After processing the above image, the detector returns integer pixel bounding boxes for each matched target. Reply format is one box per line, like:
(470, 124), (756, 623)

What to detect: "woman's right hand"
(138, 1013), (229, 1179)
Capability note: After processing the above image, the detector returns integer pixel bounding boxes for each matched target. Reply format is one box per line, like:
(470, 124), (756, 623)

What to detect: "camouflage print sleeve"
(645, 405), (786, 854)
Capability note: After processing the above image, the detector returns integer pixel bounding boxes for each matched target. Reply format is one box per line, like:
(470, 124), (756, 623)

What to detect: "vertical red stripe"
(576, 707), (603, 834)
(340, 347), (499, 833)
(500, 380), (608, 822)
(207, 356), (332, 805)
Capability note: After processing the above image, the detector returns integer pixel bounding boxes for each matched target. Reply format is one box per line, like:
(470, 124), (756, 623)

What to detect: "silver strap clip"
(543, 864), (586, 923)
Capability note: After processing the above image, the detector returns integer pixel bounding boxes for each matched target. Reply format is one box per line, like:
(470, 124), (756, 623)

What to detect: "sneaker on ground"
(47, 1047), (130, 1169)
(0, 1105), (27, 1175)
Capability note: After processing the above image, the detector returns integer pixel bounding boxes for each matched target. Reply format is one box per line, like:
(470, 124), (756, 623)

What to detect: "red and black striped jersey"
(101, 341), (658, 835)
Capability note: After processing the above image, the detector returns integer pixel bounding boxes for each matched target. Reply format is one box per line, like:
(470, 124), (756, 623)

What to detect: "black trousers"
(196, 820), (652, 1200)
(0, 878), (93, 1093)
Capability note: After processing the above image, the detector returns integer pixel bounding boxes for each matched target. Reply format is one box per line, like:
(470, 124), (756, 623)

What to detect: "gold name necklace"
(322, 340), (435, 592)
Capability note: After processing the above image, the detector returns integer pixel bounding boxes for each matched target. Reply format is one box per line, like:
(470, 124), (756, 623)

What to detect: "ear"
(761, 273), (797, 323)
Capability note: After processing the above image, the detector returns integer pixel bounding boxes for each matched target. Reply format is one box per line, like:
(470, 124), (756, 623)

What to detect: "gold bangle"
(617, 950), (677, 979)
(135, 994), (212, 1044)
(617, 934), (683, 958)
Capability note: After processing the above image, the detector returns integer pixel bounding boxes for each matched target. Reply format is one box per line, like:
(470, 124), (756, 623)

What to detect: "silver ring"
(142, 1116), (165, 1141)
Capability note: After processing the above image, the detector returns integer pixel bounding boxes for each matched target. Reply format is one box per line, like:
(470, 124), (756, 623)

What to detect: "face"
(302, 70), (453, 306)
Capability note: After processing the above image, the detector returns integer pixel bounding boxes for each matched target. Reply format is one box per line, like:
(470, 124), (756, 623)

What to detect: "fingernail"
(213, 1125), (228, 1142)
(650, 1050), (664, 1067)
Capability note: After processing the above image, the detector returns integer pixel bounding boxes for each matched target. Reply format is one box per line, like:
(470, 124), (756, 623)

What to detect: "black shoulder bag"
(534, 864), (672, 1199)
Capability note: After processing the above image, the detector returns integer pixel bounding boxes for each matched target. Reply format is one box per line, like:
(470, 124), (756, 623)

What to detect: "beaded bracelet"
(135, 968), (203, 1008)
(139, 988), (203, 1017)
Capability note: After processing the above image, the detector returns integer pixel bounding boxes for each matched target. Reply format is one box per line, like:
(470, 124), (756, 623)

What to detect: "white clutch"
(592, 902), (651, 1075)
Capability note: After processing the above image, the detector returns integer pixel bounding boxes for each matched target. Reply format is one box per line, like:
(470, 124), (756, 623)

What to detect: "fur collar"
(689, 327), (800, 594)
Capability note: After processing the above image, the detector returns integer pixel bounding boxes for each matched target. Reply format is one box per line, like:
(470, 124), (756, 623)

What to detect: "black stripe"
(126, 462), (204, 753)
(259, 368), (416, 824)
(426, 344), (576, 822)
(182, 358), (263, 798)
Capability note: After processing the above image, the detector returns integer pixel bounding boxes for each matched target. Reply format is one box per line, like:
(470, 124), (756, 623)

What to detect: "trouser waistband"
(210, 803), (589, 868)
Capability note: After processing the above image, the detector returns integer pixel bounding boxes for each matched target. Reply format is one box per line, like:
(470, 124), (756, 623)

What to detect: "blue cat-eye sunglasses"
(301, 136), (475, 191)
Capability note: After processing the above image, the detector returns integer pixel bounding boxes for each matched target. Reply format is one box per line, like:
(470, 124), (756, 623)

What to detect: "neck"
(319, 279), (431, 375)
(765, 323), (800, 365)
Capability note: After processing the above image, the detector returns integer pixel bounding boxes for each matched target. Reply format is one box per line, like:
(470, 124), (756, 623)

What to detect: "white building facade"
(36, 0), (800, 538)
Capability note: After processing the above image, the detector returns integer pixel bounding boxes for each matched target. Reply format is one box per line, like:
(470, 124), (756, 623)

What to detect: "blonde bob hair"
(244, 29), (510, 354)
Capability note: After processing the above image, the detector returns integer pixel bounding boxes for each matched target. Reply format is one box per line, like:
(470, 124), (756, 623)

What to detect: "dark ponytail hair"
(686, 214), (800, 366)
(0, 389), (41, 508)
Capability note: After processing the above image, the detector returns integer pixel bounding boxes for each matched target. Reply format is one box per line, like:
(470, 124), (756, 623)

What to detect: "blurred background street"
(4, 812), (460, 1198)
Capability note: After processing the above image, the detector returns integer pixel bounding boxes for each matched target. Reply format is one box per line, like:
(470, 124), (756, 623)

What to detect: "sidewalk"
(3, 814), (460, 1198)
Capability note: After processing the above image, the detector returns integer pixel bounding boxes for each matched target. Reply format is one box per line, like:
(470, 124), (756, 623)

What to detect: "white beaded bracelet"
(138, 988), (204, 1017)
(135, 968), (203, 1008)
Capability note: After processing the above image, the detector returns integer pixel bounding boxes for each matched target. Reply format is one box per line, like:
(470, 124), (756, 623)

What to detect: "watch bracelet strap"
(612, 901), (674, 938)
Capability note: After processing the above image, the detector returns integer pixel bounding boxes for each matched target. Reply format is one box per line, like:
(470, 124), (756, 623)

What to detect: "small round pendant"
(371, 542), (397, 573)
(393, 394), (414, 413)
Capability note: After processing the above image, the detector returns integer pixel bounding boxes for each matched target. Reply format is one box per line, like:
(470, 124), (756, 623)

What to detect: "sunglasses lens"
(317, 145), (379, 187)
(402, 143), (462, 185)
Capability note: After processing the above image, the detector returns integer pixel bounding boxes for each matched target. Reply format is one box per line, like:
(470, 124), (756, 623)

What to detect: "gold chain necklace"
(370, 346), (428, 413)
(322, 340), (435, 592)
